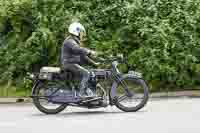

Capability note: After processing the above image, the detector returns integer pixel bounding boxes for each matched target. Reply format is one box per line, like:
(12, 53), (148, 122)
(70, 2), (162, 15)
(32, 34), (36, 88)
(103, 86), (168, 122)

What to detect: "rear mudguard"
(31, 79), (43, 96)
(110, 74), (142, 100)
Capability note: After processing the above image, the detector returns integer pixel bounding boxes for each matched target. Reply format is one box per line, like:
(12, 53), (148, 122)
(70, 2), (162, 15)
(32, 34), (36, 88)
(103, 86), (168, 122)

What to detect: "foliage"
(0, 0), (199, 91)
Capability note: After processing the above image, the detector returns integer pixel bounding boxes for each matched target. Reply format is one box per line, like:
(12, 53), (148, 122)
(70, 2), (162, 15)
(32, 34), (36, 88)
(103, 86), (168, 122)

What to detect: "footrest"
(81, 97), (103, 103)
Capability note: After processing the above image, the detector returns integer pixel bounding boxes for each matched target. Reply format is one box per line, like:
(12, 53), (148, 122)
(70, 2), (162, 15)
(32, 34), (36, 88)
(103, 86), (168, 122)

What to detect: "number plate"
(128, 71), (142, 78)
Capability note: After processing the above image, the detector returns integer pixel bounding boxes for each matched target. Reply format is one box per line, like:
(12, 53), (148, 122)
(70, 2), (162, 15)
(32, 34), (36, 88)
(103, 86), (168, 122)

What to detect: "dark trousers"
(63, 64), (90, 94)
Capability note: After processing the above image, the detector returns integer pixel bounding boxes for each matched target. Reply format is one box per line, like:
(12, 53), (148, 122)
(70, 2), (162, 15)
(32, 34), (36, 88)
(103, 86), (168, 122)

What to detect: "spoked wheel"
(32, 81), (67, 114)
(114, 75), (149, 112)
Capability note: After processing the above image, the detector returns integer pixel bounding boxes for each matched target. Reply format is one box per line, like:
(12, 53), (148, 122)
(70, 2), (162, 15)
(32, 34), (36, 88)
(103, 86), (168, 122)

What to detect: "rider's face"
(80, 32), (87, 42)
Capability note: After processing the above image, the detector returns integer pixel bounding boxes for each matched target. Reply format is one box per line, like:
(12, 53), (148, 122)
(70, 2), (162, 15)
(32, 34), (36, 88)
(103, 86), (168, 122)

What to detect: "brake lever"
(98, 57), (106, 62)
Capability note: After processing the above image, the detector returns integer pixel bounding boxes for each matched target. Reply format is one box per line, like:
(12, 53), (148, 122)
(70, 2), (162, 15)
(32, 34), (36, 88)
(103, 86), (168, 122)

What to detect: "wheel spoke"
(118, 95), (128, 102)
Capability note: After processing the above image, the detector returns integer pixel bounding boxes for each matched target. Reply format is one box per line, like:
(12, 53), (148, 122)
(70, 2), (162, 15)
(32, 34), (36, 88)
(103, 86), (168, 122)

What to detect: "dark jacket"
(61, 36), (90, 65)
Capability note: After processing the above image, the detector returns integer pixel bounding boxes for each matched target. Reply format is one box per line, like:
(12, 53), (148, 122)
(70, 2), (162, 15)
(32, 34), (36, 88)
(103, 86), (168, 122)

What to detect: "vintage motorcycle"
(29, 55), (149, 114)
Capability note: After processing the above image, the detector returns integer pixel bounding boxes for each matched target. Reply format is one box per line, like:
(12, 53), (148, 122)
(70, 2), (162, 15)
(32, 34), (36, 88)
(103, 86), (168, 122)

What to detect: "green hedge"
(0, 0), (199, 91)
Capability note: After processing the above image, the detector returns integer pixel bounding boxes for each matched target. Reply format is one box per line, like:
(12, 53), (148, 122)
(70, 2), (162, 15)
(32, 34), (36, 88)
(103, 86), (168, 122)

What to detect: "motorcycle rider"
(61, 22), (97, 98)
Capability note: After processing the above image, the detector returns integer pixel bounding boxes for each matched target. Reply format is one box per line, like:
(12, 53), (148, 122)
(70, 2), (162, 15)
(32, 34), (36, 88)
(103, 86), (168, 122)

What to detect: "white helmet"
(68, 22), (86, 37)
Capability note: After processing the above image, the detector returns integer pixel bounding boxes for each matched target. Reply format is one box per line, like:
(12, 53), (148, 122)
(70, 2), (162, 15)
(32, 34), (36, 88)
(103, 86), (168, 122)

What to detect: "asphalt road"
(0, 98), (199, 133)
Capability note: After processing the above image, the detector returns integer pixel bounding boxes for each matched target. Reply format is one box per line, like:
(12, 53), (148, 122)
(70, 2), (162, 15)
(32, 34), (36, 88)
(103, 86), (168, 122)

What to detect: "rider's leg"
(64, 64), (91, 97)
(74, 64), (90, 96)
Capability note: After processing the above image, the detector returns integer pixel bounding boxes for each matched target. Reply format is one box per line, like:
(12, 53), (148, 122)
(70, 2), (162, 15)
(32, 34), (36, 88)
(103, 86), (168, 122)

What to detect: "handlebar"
(90, 52), (136, 72)
(95, 55), (128, 74)
(96, 54), (136, 71)
(97, 56), (127, 64)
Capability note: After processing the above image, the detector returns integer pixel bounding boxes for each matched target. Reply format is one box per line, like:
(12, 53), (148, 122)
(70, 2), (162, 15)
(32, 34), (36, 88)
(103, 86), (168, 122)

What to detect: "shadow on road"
(31, 110), (147, 118)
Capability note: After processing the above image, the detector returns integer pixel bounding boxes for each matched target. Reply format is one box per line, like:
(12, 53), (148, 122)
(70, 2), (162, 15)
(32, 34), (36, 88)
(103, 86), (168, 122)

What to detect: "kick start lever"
(81, 97), (103, 103)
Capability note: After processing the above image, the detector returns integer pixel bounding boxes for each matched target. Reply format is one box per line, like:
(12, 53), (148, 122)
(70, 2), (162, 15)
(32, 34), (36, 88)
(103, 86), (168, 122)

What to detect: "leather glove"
(94, 62), (100, 66)
(89, 50), (97, 56)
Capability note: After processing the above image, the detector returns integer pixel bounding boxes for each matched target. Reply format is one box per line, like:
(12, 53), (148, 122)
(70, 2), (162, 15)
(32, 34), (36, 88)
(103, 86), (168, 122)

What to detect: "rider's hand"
(92, 62), (100, 67)
(90, 50), (97, 57)
(94, 62), (100, 66)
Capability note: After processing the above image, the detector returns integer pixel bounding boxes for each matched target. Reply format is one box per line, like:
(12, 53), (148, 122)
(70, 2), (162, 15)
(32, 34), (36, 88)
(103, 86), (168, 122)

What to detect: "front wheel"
(113, 75), (149, 112)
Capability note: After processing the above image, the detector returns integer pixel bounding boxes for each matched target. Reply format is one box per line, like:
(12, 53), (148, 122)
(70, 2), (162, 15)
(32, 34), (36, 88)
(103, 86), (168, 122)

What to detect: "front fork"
(118, 78), (133, 97)
(110, 74), (133, 104)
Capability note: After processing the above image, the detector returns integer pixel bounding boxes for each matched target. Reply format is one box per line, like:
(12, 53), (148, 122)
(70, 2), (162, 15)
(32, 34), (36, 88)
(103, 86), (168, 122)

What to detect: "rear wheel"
(113, 75), (149, 112)
(32, 81), (67, 114)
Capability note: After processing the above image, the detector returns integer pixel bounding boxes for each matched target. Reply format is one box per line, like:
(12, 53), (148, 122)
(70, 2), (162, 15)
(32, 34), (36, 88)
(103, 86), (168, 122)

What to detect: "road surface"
(0, 98), (199, 133)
